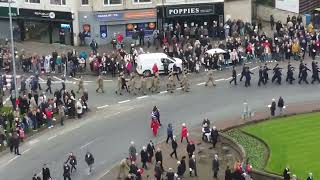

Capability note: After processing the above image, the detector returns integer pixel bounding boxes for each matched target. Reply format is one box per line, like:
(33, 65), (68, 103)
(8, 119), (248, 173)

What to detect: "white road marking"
(22, 148), (31, 154)
(72, 77), (80, 81)
(73, 82), (76, 84)
(176, 87), (182, 90)
(103, 80), (113, 82)
(127, 107), (135, 111)
(159, 91), (167, 94)
(8, 156), (19, 163)
(97, 104), (109, 109)
(237, 73), (241, 76)
(250, 66), (259, 71)
(28, 139), (40, 145)
(80, 140), (95, 150)
(38, 77), (45, 82)
(53, 76), (63, 81)
(196, 82), (206, 86)
(225, 77), (232, 80)
(215, 78), (225, 82)
(84, 81), (93, 83)
(136, 95), (149, 99)
(118, 100), (130, 104)
(48, 135), (57, 141)
(96, 169), (111, 180)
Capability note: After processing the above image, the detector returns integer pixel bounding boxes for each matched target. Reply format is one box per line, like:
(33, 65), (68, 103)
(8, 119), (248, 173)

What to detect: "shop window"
(133, 0), (151, 3)
(81, 0), (89, 5)
(25, 0), (40, 3)
(104, 0), (122, 5)
(50, 0), (66, 5)
(126, 22), (156, 37)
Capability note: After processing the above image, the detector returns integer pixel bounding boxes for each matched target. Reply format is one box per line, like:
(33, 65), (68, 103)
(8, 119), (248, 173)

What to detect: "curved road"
(0, 62), (320, 180)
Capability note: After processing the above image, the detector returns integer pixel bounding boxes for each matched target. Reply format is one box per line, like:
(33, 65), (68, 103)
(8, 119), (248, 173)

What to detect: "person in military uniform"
(244, 67), (254, 87)
(299, 66), (311, 84)
(152, 73), (160, 93)
(205, 69), (216, 87)
(96, 75), (104, 93)
(258, 66), (264, 86)
(140, 76), (147, 95)
(180, 74), (190, 92)
(128, 73), (136, 94)
(271, 64), (283, 85)
(286, 64), (295, 84)
(311, 62), (320, 84)
(263, 63), (271, 85)
(76, 76), (84, 93)
(229, 66), (237, 85)
(115, 73), (123, 95)
(167, 73), (176, 93)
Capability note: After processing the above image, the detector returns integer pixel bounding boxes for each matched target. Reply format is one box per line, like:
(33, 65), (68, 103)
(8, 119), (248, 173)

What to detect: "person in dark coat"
(244, 68), (254, 87)
(229, 66), (237, 85)
(212, 154), (219, 178)
(42, 164), (51, 180)
(63, 162), (71, 180)
(129, 161), (139, 175)
(140, 146), (148, 169)
(283, 166), (290, 180)
(147, 140), (155, 162)
(186, 141), (195, 158)
(170, 136), (178, 159)
(166, 123), (174, 143)
(177, 161), (185, 179)
(225, 166), (232, 180)
(155, 148), (164, 171)
(299, 66), (311, 84)
(154, 161), (163, 180)
(85, 151), (94, 174)
(210, 126), (219, 148)
(277, 96), (284, 115)
(12, 132), (20, 155)
(189, 155), (197, 177)
(270, 98), (276, 116)
(166, 168), (175, 180)
(68, 152), (77, 173)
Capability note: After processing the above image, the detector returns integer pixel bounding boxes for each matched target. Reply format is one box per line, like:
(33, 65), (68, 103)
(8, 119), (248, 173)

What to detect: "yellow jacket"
(292, 43), (300, 53)
(308, 23), (314, 33)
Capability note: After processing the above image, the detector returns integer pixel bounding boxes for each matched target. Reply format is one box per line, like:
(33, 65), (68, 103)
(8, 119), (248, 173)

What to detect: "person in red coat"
(181, 123), (189, 143)
(151, 119), (160, 137)
(152, 63), (158, 74)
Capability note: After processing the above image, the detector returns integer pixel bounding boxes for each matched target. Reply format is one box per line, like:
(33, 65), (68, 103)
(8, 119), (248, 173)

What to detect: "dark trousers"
(142, 161), (147, 169)
(240, 74), (244, 81)
(229, 76), (237, 85)
(71, 164), (76, 173)
(166, 134), (173, 143)
(212, 139), (217, 148)
(14, 145), (20, 155)
(181, 136), (189, 143)
(213, 170), (218, 178)
(170, 149), (177, 159)
(190, 168), (198, 176)
(46, 85), (52, 94)
(64, 175), (71, 180)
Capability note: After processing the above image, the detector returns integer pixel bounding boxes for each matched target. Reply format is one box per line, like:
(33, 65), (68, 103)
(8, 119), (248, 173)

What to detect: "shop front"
(93, 9), (157, 44)
(0, 6), (19, 41)
(157, 3), (224, 30)
(19, 9), (74, 45)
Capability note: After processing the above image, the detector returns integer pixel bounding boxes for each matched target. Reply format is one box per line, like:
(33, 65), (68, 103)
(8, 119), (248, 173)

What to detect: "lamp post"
(8, 0), (18, 99)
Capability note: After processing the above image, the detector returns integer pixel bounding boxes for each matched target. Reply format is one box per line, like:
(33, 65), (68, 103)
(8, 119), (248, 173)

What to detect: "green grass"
(242, 112), (320, 179)
(225, 129), (267, 170)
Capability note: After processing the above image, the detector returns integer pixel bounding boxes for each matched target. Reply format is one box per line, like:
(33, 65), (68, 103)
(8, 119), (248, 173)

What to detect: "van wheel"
(143, 70), (151, 77)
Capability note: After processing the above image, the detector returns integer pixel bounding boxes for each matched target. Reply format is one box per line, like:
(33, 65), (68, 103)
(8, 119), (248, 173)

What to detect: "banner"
(100, 25), (107, 39)
(125, 22), (156, 37)
(276, 0), (299, 13)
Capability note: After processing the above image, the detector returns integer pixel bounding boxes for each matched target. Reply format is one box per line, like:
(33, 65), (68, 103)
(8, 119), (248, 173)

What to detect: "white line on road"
(38, 77), (45, 82)
(84, 81), (93, 83)
(8, 156), (19, 163)
(225, 77), (232, 81)
(72, 77), (80, 81)
(176, 87), (182, 90)
(103, 80), (113, 82)
(250, 66), (259, 71)
(48, 135), (57, 141)
(159, 91), (167, 94)
(80, 140), (95, 150)
(96, 169), (111, 180)
(136, 95), (149, 99)
(127, 107), (135, 111)
(118, 100), (130, 104)
(22, 148), (31, 154)
(237, 73), (241, 76)
(97, 104), (109, 109)
(215, 78), (225, 82)
(53, 76), (63, 81)
(196, 82), (206, 86)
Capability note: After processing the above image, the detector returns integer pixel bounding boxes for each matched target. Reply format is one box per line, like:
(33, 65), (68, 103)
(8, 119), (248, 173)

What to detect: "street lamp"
(7, 0), (18, 99)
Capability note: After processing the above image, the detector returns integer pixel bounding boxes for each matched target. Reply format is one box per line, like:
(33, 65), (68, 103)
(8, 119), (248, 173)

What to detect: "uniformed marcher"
(45, 77), (52, 94)
(287, 66), (295, 84)
(258, 66), (264, 86)
(96, 75), (104, 93)
(152, 73), (160, 93)
(299, 66), (311, 84)
(121, 73), (129, 93)
(115, 73), (123, 95)
(298, 61), (304, 78)
(311, 62), (320, 84)
(181, 74), (190, 92)
(167, 73), (176, 93)
(239, 63), (247, 81)
(229, 66), (237, 85)
(272, 64), (282, 85)
(263, 64), (271, 85)
(140, 76), (147, 95)
(205, 69), (216, 87)
(244, 67), (254, 87)
(76, 76), (84, 93)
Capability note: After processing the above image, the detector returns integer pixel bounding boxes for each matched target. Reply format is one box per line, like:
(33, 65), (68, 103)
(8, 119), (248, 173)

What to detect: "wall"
(224, 0), (252, 23)
(257, 4), (306, 24)
(0, 20), (17, 40)
(92, 0), (157, 12)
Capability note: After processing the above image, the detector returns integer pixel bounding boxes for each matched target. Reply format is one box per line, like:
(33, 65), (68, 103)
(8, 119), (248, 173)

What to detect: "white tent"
(205, 48), (227, 55)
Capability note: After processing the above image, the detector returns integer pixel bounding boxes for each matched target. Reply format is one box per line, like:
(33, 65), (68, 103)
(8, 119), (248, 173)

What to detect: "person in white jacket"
(75, 99), (83, 118)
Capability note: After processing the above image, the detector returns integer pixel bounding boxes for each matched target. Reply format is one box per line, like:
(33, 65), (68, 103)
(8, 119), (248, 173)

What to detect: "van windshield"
(167, 56), (176, 62)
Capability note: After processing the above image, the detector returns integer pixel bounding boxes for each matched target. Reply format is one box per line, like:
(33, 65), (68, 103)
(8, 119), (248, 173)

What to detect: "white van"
(136, 53), (183, 76)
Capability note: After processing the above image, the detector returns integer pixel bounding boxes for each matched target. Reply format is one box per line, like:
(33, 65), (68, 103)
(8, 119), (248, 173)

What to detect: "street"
(0, 59), (320, 180)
